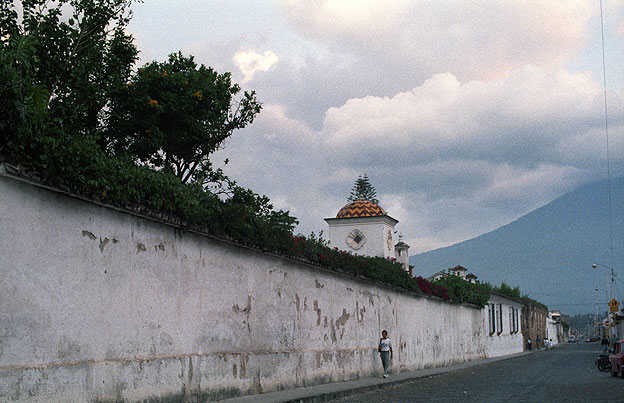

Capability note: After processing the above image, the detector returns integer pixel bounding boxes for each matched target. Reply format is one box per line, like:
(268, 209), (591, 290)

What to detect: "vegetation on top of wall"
(414, 276), (449, 300)
(519, 296), (548, 311)
(431, 275), (491, 307)
(492, 282), (521, 299)
(283, 233), (429, 293)
(492, 282), (548, 311)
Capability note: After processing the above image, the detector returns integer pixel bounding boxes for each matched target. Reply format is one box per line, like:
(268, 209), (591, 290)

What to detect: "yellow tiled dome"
(336, 200), (386, 218)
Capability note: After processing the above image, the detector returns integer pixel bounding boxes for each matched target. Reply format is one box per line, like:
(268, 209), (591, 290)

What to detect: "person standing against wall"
(378, 330), (393, 378)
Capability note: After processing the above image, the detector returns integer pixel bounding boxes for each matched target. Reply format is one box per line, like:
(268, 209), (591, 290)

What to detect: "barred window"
(497, 304), (503, 335)
(488, 303), (495, 335)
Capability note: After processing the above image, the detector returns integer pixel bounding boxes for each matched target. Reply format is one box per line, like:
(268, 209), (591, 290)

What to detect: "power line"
(599, 0), (614, 270)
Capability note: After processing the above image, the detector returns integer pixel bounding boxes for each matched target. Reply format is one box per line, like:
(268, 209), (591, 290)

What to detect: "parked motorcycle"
(596, 354), (611, 372)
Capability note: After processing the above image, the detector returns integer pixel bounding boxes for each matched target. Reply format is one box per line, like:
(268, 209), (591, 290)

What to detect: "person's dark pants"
(380, 351), (390, 375)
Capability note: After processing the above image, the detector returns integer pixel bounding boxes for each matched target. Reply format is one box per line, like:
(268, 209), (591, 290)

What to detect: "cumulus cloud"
(233, 49), (279, 83)
(320, 66), (623, 170)
(282, 0), (594, 81)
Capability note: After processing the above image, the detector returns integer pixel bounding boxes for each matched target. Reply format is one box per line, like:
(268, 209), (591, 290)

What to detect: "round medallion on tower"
(336, 200), (386, 218)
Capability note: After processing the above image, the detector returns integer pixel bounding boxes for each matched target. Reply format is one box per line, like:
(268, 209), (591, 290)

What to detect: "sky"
(127, 0), (624, 255)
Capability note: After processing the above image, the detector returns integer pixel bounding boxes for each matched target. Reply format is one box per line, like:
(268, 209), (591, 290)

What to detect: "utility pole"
(593, 263), (619, 347)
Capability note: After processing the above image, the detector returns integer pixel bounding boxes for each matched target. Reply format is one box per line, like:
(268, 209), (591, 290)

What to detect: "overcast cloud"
(128, 0), (624, 254)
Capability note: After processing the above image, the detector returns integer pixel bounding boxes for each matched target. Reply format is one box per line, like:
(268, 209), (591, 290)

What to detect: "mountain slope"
(410, 177), (624, 315)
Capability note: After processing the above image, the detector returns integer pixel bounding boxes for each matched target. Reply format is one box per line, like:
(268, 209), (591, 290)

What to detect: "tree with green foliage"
(492, 282), (521, 299)
(348, 174), (378, 203)
(104, 52), (261, 189)
(0, 0), (296, 250)
(1, 0), (137, 144)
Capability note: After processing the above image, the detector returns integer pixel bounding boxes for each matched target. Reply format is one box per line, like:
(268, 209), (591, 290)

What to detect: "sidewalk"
(221, 351), (532, 403)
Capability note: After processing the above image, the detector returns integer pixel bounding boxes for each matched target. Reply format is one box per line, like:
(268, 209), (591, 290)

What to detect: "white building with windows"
(485, 292), (526, 357)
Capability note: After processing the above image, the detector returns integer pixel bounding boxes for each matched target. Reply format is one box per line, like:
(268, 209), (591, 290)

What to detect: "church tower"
(324, 199), (398, 259)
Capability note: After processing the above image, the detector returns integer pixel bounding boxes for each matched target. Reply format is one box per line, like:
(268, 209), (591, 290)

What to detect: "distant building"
(426, 265), (477, 283)
(546, 310), (569, 344)
(546, 315), (559, 346)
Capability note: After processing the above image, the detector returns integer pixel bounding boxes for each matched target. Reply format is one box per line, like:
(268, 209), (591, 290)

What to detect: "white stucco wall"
(325, 216), (397, 258)
(1, 173), (514, 402)
(483, 293), (525, 357)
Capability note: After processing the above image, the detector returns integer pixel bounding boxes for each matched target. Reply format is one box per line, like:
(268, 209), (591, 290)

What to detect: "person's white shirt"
(379, 337), (392, 352)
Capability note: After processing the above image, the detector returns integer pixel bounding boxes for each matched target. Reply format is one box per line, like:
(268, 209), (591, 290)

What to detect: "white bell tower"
(324, 200), (399, 259)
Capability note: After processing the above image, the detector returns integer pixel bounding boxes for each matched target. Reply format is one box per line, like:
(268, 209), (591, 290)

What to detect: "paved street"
(328, 343), (623, 403)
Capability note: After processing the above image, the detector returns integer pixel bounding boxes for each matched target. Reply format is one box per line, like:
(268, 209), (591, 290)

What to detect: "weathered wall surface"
(1, 174), (501, 402)
(522, 303), (548, 349)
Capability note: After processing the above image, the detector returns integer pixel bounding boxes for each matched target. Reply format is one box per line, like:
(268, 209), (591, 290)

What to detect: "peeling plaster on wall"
(82, 230), (96, 240)
(361, 290), (376, 306)
(336, 309), (351, 327)
(314, 300), (321, 326)
(357, 303), (366, 323)
(329, 320), (337, 343)
(99, 237), (109, 252)
(0, 175), (524, 401)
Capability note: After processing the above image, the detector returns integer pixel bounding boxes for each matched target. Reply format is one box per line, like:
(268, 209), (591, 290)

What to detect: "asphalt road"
(327, 342), (623, 403)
